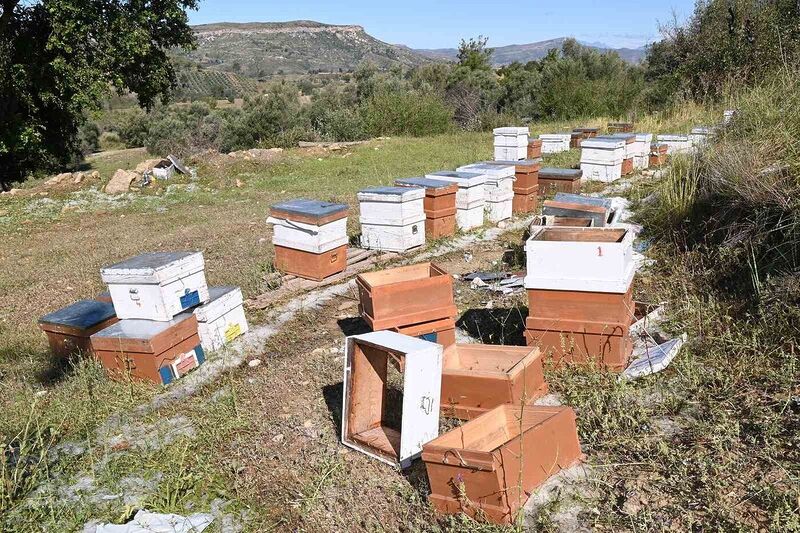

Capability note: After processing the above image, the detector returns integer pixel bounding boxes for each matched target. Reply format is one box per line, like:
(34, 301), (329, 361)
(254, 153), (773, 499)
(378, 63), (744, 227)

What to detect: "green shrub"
(313, 108), (367, 142)
(361, 90), (453, 137)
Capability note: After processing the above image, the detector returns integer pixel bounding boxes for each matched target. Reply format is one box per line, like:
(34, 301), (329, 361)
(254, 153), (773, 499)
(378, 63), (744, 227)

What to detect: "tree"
(0, 0), (198, 189)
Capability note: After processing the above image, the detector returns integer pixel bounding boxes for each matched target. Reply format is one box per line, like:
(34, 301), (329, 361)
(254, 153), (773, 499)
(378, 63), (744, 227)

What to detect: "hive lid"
(573, 127), (599, 133)
(425, 170), (486, 187)
(358, 186), (424, 201)
(194, 286), (243, 323)
(456, 163), (514, 179)
(581, 138), (626, 149)
(540, 133), (572, 139)
(634, 133), (653, 141)
(553, 193), (612, 209)
(39, 299), (116, 330)
(539, 168), (583, 179)
(269, 198), (349, 223)
(394, 177), (455, 190)
(101, 252), (205, 285)
(600, 133), (636, 142)
(658, 134), (690, 141)
(493, 126), (529, 135)
(488, 158), (542, 167)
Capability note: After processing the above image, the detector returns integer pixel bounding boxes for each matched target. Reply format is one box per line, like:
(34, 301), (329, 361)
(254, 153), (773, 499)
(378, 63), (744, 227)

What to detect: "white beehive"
(539, 134), (571, 154)
(342, 331), (443, 468)
(493, 127), (530, 147)
(101, 252), (210, 321)
(267, 200), (349, 254)
(580, 137), (626, 182)
(633, 133), (653, 169)
(657, 134), (693, 155)
(456, 163), (515, 198)
(493, 145), (528, 161)
(359, 186), (426, 252)
(524, 227), (635, 294)
(690, 127), (712, 148)
(723, 109), (737, 124)
(425, 171), (486, 230)
(486, 190), (514, 222)
(193, 286), (249, 352)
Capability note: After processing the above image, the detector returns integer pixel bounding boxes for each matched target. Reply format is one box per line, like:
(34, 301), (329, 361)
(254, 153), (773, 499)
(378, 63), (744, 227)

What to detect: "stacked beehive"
(492, 127), (529, 161)
(539, 133), (571, 154)
(657, 134), (692, 155)
(649, 143), (669, 167)
(579, 137), (626, 182)
(358, 186), (426, 252)
(426, 170), (486, 230)
(573, 127), (599, 140)
(599, 134), (636, 175)
(524, 227), (635, 371)
(486, 158), (541, 214)
(633, 133), (653, 169)
(456, 163), (514, 222)
(394, 177), (458, 240)
(267, 199), (349, 281)
(88, 252), (243, 384)
(537, 167), (583, 195)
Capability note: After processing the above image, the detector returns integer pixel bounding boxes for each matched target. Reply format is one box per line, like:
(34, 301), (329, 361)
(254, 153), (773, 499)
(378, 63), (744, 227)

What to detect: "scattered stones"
(45, 172), (73, 186)
(271, 433), (285, 443)
(247, 359), (262, 368)
(105, 169), (139, 194)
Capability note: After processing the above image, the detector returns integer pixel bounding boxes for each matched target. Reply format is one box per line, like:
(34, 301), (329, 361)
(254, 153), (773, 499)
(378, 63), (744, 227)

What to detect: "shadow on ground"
(457, 307), (528, 346)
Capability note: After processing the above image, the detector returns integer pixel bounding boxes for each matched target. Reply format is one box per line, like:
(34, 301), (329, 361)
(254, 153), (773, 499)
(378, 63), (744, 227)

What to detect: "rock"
(134, 158), (164, 173)
(89, 171), (100, 179)
(497, 221), (509, 229)
(45, 172), (73, 186)
(247, 359), (261, 368)
(105, 169), (138, 194)
(235, 179), (243, 188)
(73, 173), (85, 184)
(271, 433), (284, 443)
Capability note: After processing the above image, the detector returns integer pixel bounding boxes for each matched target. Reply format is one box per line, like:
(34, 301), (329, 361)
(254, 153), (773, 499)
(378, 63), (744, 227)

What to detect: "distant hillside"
(416, 38), (647, 65)
(174, 66), (261, 100)
(186, 21), (434, 78)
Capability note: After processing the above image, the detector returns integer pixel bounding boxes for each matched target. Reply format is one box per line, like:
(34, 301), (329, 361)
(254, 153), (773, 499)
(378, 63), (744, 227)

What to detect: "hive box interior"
(531, 227), (625, 243)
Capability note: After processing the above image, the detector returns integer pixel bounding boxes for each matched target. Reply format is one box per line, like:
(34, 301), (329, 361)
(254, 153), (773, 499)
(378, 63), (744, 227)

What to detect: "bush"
(361, 90), (453, 137)
(313, 108), (366, 142)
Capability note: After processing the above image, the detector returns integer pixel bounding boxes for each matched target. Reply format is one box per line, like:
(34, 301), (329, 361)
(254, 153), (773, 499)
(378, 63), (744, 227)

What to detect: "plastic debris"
(92, 510), (213, 533)
(623, 334), (687, 380)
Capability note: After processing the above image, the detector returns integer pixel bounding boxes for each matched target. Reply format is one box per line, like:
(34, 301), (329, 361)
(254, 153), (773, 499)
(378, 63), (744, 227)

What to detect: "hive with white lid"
(267, 198), (349, 281)
(394, 177), (458, 239)
(690, 126), (712, 148)
(579, 137), (626, 182)
(539, 134), (571, 154)
(193, 286), (249, 352)
(493, 126), (529, 161)
(425, 170), (486, 230)
(657, 134), (692, 155)
(455, 163), (514, 223)
(633, 133), (653, 169)
(101, 252), (210, 321)
(358, 186), (426, 252)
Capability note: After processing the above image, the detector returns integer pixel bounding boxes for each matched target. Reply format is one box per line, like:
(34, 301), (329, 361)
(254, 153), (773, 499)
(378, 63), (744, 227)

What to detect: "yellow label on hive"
(224, 323), (242, 342)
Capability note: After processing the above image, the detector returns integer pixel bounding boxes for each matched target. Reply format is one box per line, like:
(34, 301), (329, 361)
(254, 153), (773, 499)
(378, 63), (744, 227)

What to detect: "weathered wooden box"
(422, 405), (582, 524)
(527, 139), (542, 159)
(538, 168), (583, 195)
(359, 186), (426, 252)
(38, 300), (118, 359)
(273, 244), (347, 282)
(512, 191), (538, 214)
(524, 227), (635, 294)
(389, 316), (456, 348)
(101, 252), (209, 321)
(193, 286), (249, 352)
(394, 177), (458, 216)
(90, 313), (204, 385)
(608, 122), (634, 133)
(649, 143), (669, 167)
(342, 331), (443, 468)
(440, 344), (547, 420)
(573, 127), (599, 138)
(424, 214), (457, 240)
(357, 263), (458, 331)
(486, 158), (541, 191)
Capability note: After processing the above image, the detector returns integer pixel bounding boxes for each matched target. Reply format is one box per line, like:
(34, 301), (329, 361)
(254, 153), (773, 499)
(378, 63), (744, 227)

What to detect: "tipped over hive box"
(38, 300), (118, 359)
(342, 331), (443, 468)
(426, 171), (486, 230)
(358, 186), (426, 252)
(538, 168), (582, 195)
(422, 405), (582, 525)
(268, 199), (349, 281)
(101, 252), (209, 321)
(356, 262), (457, 331)
(193, 286), (248, 352)
(394, 177), (458, 239)
(440, 344), (547, 420)
(90, 313), (204, 385)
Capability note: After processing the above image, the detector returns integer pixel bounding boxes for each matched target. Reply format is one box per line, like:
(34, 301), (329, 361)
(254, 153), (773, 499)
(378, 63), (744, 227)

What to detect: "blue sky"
(188, 0), (697, 49)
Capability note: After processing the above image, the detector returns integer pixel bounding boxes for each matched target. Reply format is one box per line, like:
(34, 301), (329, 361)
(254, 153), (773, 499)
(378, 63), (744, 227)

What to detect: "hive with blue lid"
(38, 299), (119, 359)
(425, 170), (486, 230)
(100, 251), (210, 321)
(358, 186), (426, 252)
(193, 286), (249, 352)
(90, 312), (204, 385)
(267, 198), (349, 281)
(394, 177), (458, 239)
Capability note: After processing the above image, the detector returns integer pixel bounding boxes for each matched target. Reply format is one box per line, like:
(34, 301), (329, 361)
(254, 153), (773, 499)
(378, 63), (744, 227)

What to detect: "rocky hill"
(186, 21), (434, 78)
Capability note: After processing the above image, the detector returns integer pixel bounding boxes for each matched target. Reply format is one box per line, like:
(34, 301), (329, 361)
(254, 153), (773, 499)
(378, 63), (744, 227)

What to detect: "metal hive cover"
(553, 193), (612, 209)
(428, 170), (483, 179)
(490, 158), (542, 166)
(207, 285), (238, 301)
(39, 300), (116, 329)
(270, 198), (348, 217)
(395, 177), (453, 189)
(539, 168), (582, 178)
(103, 252), (198, 272)
(359, 186), (418, 196)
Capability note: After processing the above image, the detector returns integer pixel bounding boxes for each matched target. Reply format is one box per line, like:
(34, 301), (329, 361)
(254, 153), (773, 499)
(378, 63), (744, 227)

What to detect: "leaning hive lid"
(39, 300), (116, 330)
(395, 177), (455, 190)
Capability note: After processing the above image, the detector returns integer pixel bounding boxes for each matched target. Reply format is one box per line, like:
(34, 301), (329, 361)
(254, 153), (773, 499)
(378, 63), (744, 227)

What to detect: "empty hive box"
(193, 286), (249, 352)
(358, 186), (426, 252)
(267, 199), (349, 281)
(356, 262), (457, 331)
(527, 139), (543, 159)
(389, 316), (456, 348)
(90, 313), (204, 385)
(524, 227), (636, 370)
(539, 134), (571, 154)
(580, 137), (626, 183)
(394, 177), (458, 240)
(342, 331), (443, 468)
(492, 127), (529, 161)
(422, 405), (582, 525)
(456, 163), (514, 223)
(101, 252), (210, 321)
(38, 300), (118, 359)
(538, 168), (583, 195)
(426, 171), (486, 230)
(440, 344), (548, 420)
(542, 200), (608, 228)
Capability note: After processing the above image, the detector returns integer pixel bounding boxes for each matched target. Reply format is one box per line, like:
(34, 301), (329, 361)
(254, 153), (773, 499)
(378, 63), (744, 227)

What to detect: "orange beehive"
(649, 143), (669, 167)
(621, 157), (634, 176)
(273, 244), (347, 282)
(395, 177), (459, 240)
(512, 191), (538, 214)
(538, 168), (583, 196)
(389, 316), (456, 348)
(356, 263), (458, 331)
(38, 300), (119, 359)
(440, 344), (548, 420)
(423, 405), (583, 525)
(527, 139), (542, 159)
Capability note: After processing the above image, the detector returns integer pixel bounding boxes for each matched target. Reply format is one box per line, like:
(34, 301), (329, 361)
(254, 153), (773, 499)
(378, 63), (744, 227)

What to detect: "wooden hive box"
(440, 344), (548, 420)
(607, 122), (634, 133)
(38, 300), (118, 359)
(389, 316), (456, 348)
(537, 167), (583, 196)
(357, 263), (457, 331)
(268, 199), (349, 281)
(101, 252), (209, 321)
(512, 191), (538, 214)
(573, 127), (599, 139)
(394, 177), (458, 217)
(422, 405), (582, 525)
(527, 139), (543, 159)
(649, 143), (669, 167)
(570, 132), (583, 148)
(485, 158), (541, 191)
(425, 171), (486, 231)
(90, 313), (204, 385)
(342, 331), (443, 468)
(542, 200), (608, 228)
